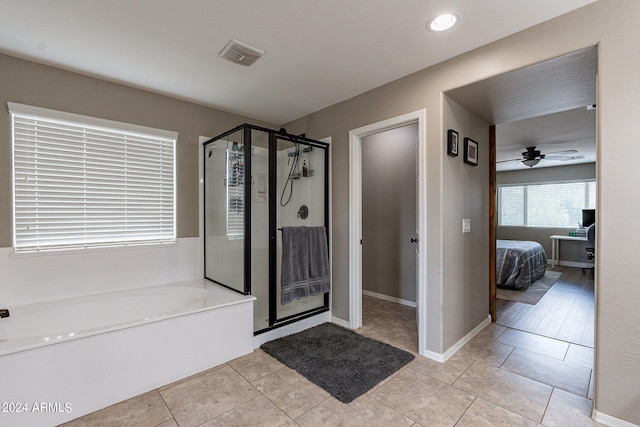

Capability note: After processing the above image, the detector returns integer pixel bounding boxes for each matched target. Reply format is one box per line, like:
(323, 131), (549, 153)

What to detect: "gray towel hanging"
(280, 226), (330, 305)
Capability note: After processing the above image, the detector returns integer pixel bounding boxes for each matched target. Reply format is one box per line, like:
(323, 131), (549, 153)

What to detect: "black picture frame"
(447, 129), (459, 157)
(464, 138), (478, 166)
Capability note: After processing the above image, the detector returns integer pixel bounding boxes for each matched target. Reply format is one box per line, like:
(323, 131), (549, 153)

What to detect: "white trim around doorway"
(348, 109), (427, 356)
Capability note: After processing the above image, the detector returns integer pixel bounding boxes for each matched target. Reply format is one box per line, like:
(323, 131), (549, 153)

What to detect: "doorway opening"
(348, 110), (427, 356)
(360, 124), (418, 352)
(446, 46), (597, 396)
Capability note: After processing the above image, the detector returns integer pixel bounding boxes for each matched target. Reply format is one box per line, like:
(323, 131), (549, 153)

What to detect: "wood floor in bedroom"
(496, 266), (594, 348)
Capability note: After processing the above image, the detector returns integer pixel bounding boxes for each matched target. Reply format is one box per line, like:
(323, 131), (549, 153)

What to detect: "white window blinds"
(498, 180), (596, 228)
(10, 103), (177, 253)
(226, 149), (244, 238)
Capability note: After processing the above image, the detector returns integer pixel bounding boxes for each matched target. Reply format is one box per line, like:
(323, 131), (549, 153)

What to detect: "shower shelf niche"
(288, 170), (314, 179)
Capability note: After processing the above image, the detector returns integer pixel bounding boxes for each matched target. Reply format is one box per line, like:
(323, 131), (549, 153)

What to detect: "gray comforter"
(496, 240), (547, 290)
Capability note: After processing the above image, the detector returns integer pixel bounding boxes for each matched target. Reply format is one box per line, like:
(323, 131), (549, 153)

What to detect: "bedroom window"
(498, 180), (596, 228)
(10, 102), (177, 253)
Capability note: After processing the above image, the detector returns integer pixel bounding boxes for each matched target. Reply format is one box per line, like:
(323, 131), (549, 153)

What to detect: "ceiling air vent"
(219, 38), (264, 67)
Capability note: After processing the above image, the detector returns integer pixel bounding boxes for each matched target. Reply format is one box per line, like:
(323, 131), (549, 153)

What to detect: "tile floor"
(62, 296), (601, 426)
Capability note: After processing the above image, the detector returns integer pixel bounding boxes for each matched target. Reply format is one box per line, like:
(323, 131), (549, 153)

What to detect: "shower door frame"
(203, 124), (330, 335)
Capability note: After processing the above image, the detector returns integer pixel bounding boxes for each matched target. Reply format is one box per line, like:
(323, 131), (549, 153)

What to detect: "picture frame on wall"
(464, 138), (478, 166)
(447, 129), (459, 157)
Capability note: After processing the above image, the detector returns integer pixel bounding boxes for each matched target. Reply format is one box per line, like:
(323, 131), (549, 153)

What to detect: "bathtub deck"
(0, 279), (254, 356)
(0, 279), (255, 427)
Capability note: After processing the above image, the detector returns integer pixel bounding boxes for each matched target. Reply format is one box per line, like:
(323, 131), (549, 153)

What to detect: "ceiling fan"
(498, 146), (582, 167)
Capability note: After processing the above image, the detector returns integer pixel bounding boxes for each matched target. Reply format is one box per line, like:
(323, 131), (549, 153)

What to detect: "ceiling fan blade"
(544, 149), (578, 155)
(496, 158), (522, 163)
(543, 155), (583, 161)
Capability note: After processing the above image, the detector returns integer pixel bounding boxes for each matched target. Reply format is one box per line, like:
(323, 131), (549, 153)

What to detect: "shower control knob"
(297, 205), (309, 219)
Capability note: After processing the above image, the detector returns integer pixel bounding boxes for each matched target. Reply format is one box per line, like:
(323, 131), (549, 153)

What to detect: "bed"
(496, 240), (547, 290)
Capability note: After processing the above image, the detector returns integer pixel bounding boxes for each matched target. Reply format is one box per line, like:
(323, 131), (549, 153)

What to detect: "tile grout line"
(243, 363), (295, 422)
(497, 343), (516, 369)
(452, 359), (552, 425)
(368, 391), (420, 425)
(451, 359), (477, 392)
(227, 355), (285, 385)
(452, 396), (478, 426)
(243, 358), (328, 424)
(290, 395), (332, 423)
(156, 387), (180, 427)
(539, 386), (558, 425)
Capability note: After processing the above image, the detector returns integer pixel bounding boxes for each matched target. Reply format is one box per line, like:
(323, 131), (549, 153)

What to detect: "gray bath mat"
(260, 322), (414, 403)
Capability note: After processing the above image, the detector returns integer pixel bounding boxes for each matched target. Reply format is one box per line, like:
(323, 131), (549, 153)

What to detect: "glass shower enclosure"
(203, 124), (329, 334)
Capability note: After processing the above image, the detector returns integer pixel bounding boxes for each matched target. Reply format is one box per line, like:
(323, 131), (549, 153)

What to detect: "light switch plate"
(462, 218), (471, 233)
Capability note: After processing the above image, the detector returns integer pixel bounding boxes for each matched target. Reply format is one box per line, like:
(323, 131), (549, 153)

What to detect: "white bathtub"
(0, 279), (255, 427)
(0, 281), (252, 355)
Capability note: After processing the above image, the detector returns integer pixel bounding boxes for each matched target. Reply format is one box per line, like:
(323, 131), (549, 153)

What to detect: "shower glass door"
(204, 129), (246, 294)
(250, 128), (270, 332)
(274, 137), (328, 324)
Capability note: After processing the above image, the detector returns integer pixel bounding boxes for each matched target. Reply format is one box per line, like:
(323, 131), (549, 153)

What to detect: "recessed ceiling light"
(428, 13), (459, 32)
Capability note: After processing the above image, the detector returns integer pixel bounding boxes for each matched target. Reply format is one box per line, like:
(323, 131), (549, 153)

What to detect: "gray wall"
(362, 124), (417, 303)
(282, 1), (640, 423)
(442, 96), (490, 350)
(0, 53), (274, 247)
(497, 163), (596, 263)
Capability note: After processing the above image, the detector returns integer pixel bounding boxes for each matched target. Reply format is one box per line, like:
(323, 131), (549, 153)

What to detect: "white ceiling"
(0, 0), (596, 125)
(495, 107), (596, 171)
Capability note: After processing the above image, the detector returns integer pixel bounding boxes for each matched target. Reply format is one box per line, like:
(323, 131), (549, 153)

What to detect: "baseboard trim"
(421, 349), (446, 363)
(592, 409), (640, 427)
(548, 260), (594, 269)
(422, 314), (492, 363)
(445, 314), (492, 362)
(331, 316), (351, 328)
(362, 290), (417, 308)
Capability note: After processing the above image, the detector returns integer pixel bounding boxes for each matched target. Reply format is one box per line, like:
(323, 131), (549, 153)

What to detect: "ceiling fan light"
(523, 159), (540, 167)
